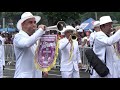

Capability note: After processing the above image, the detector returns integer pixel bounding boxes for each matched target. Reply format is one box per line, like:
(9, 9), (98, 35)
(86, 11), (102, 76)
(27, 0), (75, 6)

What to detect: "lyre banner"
(114, 41), (120, 59)
(34, 35), (59, 72)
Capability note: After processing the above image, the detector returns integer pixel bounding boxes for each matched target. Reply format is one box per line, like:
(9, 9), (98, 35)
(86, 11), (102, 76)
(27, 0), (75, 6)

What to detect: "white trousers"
(0, 65), (3, 78)
(14, 70), (42, 78)
(61, 69), (80, 78)
(33, 69), (42, 78)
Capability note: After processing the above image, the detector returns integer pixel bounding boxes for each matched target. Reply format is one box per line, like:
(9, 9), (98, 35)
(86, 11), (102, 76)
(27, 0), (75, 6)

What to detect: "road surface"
(3, 64), (90, 78)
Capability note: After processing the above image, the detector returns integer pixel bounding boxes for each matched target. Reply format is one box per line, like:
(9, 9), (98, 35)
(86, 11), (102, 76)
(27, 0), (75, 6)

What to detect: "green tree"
(42, 12), (84, 26)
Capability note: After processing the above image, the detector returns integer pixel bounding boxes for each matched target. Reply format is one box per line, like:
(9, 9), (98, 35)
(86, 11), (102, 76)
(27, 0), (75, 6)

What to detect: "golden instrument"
(71, 33), (77, 40)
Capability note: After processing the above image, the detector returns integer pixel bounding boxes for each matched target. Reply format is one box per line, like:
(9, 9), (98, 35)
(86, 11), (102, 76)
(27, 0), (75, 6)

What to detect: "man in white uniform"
(0, 34), (5, 78)
(89, 21), (101, 47)
(0, 33), (5, 67)
(59, 25), (82, 78)
(13, 12), (47, 78)
(91, 16), (120, 78)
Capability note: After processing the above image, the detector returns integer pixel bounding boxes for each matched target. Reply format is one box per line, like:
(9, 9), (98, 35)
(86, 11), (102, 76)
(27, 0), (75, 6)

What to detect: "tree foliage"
(42, 12), (84, 26)
(1, 12), (120, 28)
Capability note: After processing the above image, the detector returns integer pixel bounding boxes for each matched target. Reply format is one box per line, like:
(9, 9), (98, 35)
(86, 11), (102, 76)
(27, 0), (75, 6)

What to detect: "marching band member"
(0, 33), (5, 68)
(0, 33), (6, 78)
(13, 12), (47, 78)
(59, 25), (82, 78)
(89, 21), (101, 47)
(92, 16), (120, 78)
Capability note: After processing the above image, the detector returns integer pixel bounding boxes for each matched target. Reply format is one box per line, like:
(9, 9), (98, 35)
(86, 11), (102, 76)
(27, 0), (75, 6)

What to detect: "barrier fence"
(4, 44), (91, 70)
(4, 44), (15, 65)
(79, 47), (91, 70)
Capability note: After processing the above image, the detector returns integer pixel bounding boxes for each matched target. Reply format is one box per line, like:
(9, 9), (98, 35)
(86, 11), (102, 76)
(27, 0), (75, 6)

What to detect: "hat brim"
(63, 29), (76, 34)
(17, 16), (41, 30)
(100, 21), (113, 25)
(92, 25), (100, 29)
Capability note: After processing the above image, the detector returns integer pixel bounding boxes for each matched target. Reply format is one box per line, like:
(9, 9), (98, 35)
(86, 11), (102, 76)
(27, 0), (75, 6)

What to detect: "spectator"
(89, 21), (101, 47)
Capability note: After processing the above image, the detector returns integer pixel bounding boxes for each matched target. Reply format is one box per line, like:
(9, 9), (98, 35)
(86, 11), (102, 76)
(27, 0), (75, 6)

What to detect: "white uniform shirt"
(59, 37), (82, 71)
(13, 29), (45, 78)
(92, 30), (120, 78)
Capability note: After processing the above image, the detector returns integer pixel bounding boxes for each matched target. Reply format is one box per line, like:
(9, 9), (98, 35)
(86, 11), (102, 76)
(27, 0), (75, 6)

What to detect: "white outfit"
(59, 37), (82, 78)
(13, 29), (45, 78)
(0, 36), (5, 66)
(81, 36), (89, 47)
(0, 36), (5, 78)
(91, 30), (120, 78)
(89, 31), (97, 47)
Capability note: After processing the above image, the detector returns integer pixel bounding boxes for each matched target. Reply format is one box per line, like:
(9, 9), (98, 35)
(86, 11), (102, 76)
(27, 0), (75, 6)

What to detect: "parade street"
(3, 63), (90, 78)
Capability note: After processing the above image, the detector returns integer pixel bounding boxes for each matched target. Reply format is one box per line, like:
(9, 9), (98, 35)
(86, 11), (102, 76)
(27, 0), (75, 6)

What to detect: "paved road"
(3, 64), (90, 78)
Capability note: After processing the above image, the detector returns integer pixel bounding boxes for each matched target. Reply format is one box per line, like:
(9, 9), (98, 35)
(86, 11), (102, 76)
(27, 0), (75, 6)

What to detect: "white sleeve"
(96, 30), (120, 47)
(14, 28), (45, 48)
(59, 38), (69, 50)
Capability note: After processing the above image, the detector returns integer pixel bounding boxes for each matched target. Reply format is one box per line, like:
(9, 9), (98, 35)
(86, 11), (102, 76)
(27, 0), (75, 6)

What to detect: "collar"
(19, 30), (30, 37)
(100, 31), (110, 37)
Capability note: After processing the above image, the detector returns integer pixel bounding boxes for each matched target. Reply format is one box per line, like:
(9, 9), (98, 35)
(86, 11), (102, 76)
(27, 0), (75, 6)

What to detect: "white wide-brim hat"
(17, 12), (41, 30)
(62, 25), (76, 34)
(100, 16), (112, 25)
(93, 21), (100, 28)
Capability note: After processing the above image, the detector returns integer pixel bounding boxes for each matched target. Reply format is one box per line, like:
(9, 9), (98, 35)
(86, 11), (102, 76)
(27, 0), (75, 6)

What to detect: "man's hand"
(68, 35), (73, 44)
(43, 72), (48, 78)
(78, 63), (82, 69)
(38, 24), (46, 31)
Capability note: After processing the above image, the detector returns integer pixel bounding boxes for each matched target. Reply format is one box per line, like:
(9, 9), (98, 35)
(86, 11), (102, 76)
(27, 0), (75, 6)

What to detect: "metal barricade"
(79, 47), (92, 70)
(4, 44), (15, 65)
(3, 44), (92, 71)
